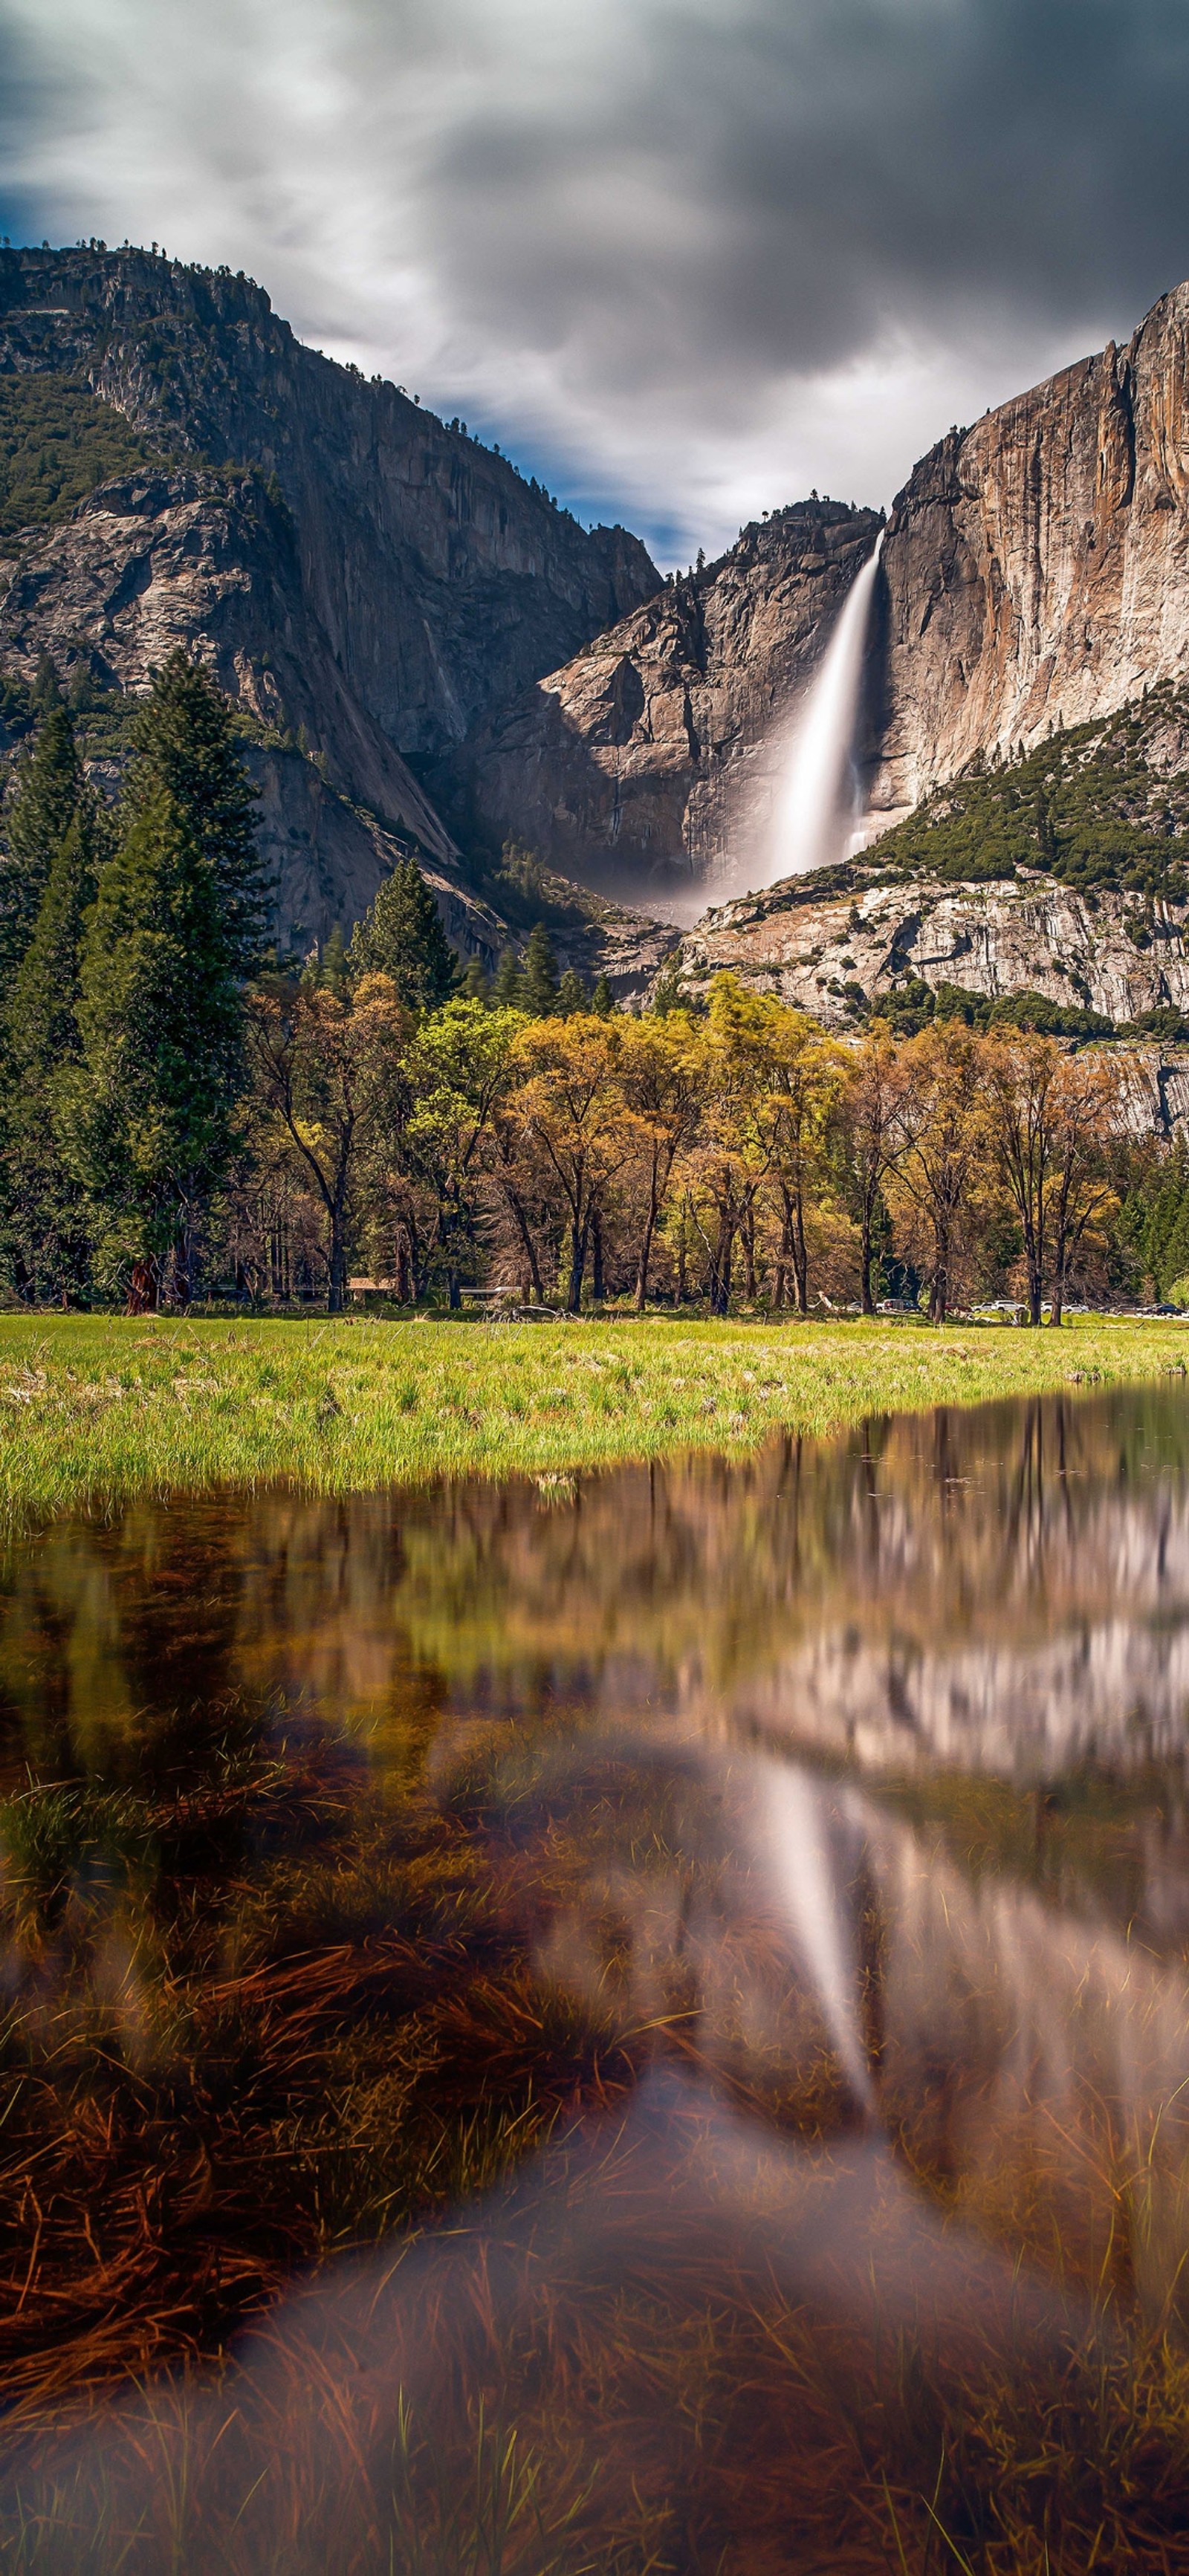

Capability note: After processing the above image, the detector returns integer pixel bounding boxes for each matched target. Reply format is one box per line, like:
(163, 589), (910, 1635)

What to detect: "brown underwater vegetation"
(3, 1390), (1189, 2567)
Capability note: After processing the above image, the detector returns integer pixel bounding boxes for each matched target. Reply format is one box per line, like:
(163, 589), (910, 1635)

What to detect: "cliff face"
(468, 282), (1189, 901)
(465, 502), (882, 898)
(871, 283), (1189, 820)
(0, 245), (659, 945)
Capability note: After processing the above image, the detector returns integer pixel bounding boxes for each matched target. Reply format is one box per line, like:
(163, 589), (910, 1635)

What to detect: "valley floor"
(1, 1308), (1186, 1516)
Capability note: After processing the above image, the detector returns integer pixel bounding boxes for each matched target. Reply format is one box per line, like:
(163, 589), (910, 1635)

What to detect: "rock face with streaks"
(869, 281), (1189, 823)
(0, 244), (659, 948)
(464, 502), (882, 900)
(467, 279), (1189, 900)
(0, 463), (468, 950)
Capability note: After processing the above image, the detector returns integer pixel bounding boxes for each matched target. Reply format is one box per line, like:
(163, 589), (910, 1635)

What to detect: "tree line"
(0, 654), (1183, 1322)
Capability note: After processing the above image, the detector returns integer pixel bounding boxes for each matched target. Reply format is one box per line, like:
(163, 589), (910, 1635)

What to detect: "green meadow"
(1, 1309), (1187, 1515)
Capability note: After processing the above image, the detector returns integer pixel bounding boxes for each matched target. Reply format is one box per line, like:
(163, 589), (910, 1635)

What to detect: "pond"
(1, 1385), (1189, 2571)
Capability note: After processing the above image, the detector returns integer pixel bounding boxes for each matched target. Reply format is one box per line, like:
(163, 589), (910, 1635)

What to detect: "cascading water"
(760, 531), (884, 890)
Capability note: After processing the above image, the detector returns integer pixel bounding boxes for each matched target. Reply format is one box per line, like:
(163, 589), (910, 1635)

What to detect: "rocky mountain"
(13, 243), (1189, 1032)
(0, 244), (659, 956)
(464, 279), (1189, 917)
(678, 855), (1189, 1056)
(463, 500), (882, 903)
(869, 280), (1189, 826)
(669, 688), (1189, 1109)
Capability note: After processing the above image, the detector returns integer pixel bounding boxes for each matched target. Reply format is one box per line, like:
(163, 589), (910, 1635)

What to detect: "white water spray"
(761, 533), (884, 890)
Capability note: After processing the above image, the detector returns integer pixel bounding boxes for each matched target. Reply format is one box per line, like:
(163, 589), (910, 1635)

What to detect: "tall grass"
(1, 1311), (1187, 1517)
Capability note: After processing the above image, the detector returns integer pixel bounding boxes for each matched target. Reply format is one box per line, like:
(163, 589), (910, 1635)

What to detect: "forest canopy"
(0, 373), (167, 539)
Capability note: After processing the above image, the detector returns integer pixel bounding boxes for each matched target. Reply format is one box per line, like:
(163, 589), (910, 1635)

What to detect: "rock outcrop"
(466, 502), (882, 899)
(676, 861), (1189, 1043)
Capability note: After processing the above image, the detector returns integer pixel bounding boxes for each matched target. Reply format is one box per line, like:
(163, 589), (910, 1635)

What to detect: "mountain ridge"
(10, 245), (1189, 1024)
(0, 244), (661, 961)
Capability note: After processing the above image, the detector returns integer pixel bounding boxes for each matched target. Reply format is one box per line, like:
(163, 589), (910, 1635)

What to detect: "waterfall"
(759, 532), (883, 891)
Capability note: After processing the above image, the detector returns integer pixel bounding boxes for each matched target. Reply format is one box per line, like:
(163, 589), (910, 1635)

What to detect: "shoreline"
(1, 1310), (1186, 1519)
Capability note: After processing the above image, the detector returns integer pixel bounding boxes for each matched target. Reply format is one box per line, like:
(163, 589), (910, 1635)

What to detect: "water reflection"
(3, 1386), (1189, 2567)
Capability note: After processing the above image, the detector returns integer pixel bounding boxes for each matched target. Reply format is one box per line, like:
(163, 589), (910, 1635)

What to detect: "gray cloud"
(4, 0), (1189, 557)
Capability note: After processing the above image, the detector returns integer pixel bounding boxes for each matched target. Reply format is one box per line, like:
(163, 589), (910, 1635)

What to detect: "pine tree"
(66, 657), (261, 1303)
(348, 857), (457, 1013)
(555, 966), (586, 1016)
(492, 945), (525, 1008)
(521, 922), (559, 1016)
(591, 973), (615, 1017)
(4, 802), (101, 1300)
(120, 650), (266, 974)
(320, 923), (349, 990)
(650, 959), (684, 1016)
(0, 701), (82, 999)
(460, 953), (491, 1003)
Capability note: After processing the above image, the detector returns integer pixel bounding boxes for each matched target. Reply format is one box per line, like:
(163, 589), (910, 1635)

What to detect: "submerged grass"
(1, 1311), (1187, 1516)
(0, 1743), (638, 2412)
(4, 1722), (1189, 2567)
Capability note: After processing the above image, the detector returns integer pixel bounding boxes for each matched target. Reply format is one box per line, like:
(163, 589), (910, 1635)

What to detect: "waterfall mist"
(762, 532), (883, 890)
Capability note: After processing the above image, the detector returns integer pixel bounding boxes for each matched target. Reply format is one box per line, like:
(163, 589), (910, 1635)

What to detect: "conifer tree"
(120, 650), (266, 973)
(650, 958), (684, 1016)
(348, 857), (457, 1013)
(521, 922), (559, 1017)
(320, 923), (349, 990)
(460, 953), (491, 1003)
(492, 945), (525, 1008)
(555, 965), (586, 1016)
(0, 700), (82, 998)
(591, 973), (615, 1017)
(4, 802), (101, 1299)
(66, 653), (264, 1304)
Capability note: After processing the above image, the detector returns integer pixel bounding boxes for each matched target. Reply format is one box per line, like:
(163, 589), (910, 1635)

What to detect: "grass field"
(1, 1308), (1187, 1516)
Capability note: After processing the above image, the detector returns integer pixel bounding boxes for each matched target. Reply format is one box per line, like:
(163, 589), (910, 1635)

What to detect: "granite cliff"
(464, 279), (1189, 913)
(13, 244), (1189, 1023)
(0, 244), (659, 953)
(869, 280), (1189, 824)
(670, 689), (1189, 1114)
(465, 501), (882, 902)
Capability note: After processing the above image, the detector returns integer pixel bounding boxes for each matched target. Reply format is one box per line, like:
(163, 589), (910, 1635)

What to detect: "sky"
(4, 0), (1189, 564)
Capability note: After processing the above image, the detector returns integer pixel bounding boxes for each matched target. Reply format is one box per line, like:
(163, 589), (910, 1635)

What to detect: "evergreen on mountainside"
(3, 802), (103, 1300)
(872, 685), (1189, 901)
(521, 923), (560, 1016)
(0, 695), (82, 996)
(649, 959), (686, 1016)
(347, 857), (458, 1013)
(555, 966), (587, 1016)
(64, 654), (262, 1302)
(875, 977), (1117, 1041)
(313, 924), (349, 991)
(591, 973), (615, 1017)
(491, 944), (525, 1008)
(1121, 1141), (1189, 1301)
(0, 373), (167, 539)
(459, 953), (491, 1003)
(119, 650), (267, 974)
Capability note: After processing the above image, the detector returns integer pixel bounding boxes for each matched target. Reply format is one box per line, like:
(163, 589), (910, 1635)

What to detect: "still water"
(2, 1388), (1189, 2570)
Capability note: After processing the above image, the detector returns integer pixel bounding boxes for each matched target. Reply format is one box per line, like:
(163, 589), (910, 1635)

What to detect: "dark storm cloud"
(6, 0), (1189, 552)
(427, 0), (1189, 398)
